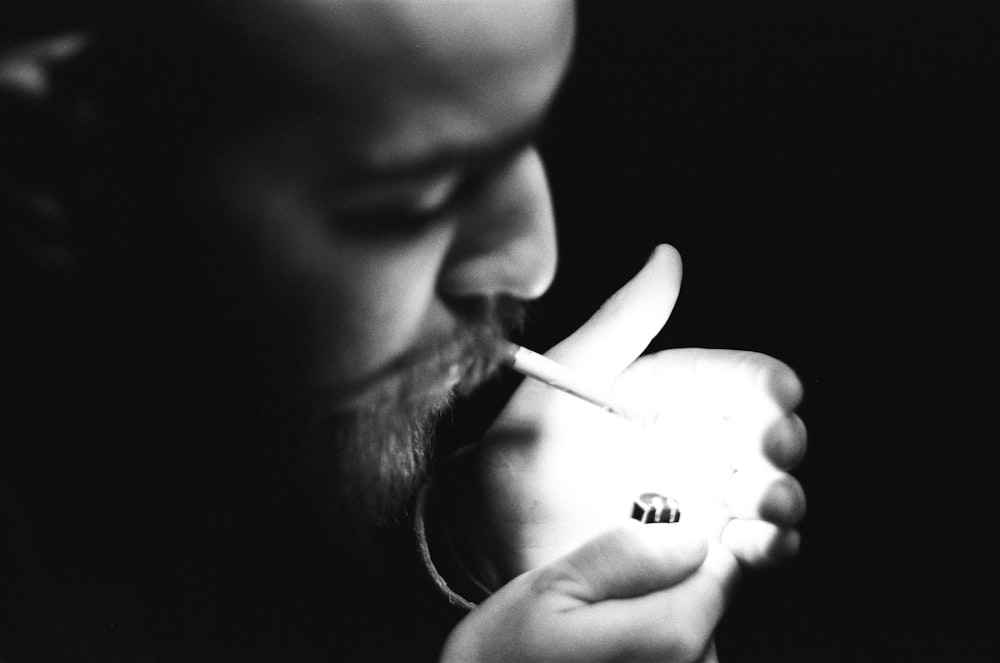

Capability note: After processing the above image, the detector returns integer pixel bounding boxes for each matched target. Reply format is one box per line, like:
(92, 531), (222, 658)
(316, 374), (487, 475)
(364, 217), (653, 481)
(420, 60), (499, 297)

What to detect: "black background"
(529, 2), (996, 660)
(3, 1), (996, 660)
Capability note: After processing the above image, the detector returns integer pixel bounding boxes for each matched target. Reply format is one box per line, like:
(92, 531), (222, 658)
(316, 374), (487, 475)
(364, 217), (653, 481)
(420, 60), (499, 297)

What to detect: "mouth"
(311, 327), (510, 418)
(306, 295), (526, 418)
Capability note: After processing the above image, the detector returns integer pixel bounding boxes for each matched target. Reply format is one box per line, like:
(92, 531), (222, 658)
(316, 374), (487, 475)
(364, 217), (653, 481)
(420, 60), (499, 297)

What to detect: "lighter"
(631, 492), (681, 524)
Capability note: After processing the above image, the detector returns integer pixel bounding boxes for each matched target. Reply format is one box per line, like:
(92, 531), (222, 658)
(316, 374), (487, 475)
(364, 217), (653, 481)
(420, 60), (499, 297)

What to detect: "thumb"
(536, 521), (707, 604)
(548, 244), (682, 382)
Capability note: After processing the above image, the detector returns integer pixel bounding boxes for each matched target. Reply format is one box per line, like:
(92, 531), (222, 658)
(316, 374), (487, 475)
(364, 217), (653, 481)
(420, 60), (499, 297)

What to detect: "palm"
(463, 246), (805, 582)
(476, 349), (746, 578)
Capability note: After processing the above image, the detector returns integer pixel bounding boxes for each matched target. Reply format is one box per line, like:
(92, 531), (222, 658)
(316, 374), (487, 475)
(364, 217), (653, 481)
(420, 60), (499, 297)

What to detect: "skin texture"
(443, 247), (806, 662)
(2, 2), (806, 660)
(468, 247), (806, 581)
(184, 0), (572, 397)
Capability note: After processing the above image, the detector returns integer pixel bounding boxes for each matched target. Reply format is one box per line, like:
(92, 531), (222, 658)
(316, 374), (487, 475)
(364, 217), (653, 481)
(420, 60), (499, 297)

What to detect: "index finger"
(570, 543), (738, 662)
(547, 244), (683, 383)
(618, 348), (803, 420)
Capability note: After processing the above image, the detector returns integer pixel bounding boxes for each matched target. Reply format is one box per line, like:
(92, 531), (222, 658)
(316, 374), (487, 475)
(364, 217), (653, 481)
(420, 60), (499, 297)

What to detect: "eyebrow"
(339, 120), (547, 189)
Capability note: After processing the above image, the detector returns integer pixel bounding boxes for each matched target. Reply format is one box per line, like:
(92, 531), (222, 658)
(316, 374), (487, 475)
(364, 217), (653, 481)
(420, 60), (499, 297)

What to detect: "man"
(1, 2), (806, 661)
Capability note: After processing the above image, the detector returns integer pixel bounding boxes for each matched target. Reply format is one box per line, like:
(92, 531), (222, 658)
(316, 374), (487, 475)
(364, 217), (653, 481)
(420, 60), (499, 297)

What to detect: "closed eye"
(328, 173), (460, 238)
(332, 200), (455, 238)
(327, 139), (536, 239)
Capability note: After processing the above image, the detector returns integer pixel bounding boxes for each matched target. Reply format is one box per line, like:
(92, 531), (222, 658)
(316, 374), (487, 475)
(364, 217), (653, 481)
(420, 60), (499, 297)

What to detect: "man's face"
(127, 1), (574, 518)
(188, 0), (574, 407)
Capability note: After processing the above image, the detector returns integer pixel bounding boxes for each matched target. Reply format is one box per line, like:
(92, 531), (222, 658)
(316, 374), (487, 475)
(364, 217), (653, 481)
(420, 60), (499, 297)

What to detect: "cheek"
(261, 218), (458, 385)
(309, 241), (448, 378)
(202, 155), (457, 387)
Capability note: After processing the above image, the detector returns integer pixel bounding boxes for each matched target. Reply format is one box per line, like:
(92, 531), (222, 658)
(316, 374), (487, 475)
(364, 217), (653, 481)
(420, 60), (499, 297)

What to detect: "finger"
(761, 413), (808, 470)
(445, 512), (728, 663)
(715, 412), (808, 475)
(721, 519), (801, 568)
(547, 244), (682, 382)
(532, 520), (707, 604)
(623, 348), (804, 418)
(727, 470), (806, 527)
(575, 543), (738, 663)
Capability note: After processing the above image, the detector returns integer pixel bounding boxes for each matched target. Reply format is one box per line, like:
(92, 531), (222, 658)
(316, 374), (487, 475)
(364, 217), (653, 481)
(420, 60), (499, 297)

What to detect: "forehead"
(222, 0), (576, 172)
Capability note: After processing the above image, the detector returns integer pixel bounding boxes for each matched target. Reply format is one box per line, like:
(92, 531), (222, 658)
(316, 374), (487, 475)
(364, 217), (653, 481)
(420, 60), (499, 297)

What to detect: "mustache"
(429, 294), (529, 398)
(312, 295), (529, 415)
(297, 295), (528, 528)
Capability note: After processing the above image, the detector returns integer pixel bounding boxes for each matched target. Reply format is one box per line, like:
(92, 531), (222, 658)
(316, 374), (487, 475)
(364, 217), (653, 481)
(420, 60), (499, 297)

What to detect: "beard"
(298, 296), (526, 530)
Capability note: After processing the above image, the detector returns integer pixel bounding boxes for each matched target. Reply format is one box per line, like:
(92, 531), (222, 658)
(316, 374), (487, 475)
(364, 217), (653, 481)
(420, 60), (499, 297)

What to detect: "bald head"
(205, 0), (576, 166)
(2, 1), (575, 517)
(77, 1), (573, 173)
(7, 0), (574, 395)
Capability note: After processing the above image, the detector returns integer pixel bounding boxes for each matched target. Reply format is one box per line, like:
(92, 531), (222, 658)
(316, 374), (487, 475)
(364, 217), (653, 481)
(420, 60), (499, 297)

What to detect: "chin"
(296, 294), (524, 527)
(297, 372), (462, 535)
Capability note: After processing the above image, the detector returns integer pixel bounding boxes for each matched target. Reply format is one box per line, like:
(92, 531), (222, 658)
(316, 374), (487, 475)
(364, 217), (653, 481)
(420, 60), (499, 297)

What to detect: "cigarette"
(501, 342), (657, 426)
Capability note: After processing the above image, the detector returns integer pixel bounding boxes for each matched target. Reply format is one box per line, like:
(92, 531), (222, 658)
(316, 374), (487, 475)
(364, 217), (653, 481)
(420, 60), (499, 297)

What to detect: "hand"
(455, 244), (807, 583)
(442, 522), (732, 663)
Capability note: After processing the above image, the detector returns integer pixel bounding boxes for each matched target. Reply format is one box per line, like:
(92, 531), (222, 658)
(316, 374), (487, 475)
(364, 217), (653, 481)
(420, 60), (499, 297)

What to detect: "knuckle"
(528, 555), (587, 597)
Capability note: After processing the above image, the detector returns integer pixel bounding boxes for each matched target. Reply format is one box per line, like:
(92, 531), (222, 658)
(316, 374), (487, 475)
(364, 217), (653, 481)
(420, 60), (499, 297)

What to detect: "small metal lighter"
(631, 492), (681, 524)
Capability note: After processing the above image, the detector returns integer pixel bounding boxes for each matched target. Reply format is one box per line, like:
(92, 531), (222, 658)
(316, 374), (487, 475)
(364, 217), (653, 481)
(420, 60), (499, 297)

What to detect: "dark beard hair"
(299, 296), (526, 531)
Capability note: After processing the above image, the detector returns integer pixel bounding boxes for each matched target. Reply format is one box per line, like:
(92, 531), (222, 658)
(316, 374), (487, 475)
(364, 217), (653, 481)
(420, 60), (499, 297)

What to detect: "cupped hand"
(442, 521), (732, 663)
(459, 244), (806, 584)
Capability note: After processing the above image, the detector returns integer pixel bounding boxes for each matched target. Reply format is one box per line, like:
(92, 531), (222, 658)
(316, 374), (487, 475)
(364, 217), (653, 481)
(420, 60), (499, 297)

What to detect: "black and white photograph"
(2, 1), (993, 661)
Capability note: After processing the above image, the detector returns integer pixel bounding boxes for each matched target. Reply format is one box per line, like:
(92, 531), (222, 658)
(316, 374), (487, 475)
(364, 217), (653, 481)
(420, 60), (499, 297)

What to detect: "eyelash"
(330, 163), (491, 239)
(332, 198), (455, 239)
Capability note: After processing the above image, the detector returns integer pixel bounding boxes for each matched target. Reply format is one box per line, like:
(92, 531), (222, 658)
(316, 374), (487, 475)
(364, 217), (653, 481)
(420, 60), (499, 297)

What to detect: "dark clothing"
(0, 235), (468, 661)
(0, 443), (464, 662)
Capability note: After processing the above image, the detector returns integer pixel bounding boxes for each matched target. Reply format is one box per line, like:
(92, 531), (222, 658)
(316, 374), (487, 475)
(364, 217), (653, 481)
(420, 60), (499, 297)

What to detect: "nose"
(437, 148), (558, 302)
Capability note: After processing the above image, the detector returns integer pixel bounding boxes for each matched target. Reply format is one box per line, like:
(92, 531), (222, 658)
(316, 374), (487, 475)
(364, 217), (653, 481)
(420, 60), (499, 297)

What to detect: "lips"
(310, 329), (505, 420)
(308, 295), (524, 418)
